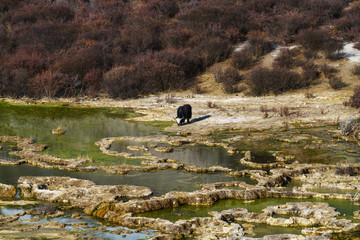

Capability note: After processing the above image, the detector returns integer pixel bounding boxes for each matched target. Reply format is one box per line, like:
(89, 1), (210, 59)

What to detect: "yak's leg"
(180, 118), (185, 125)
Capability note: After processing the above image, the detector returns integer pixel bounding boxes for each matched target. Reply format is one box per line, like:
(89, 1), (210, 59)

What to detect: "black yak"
(175, 104), (192, 126)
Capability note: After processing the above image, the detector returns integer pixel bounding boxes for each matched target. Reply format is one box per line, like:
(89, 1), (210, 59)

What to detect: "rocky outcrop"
(184, 165), (232, 173)
(95, 135), (238, 159)
(107, 213), (245, 239)
(27, 204), (65, 218)
(52, 127), (65, 135)
(209, 202), (360, 236)
(0, 135), (185, 174)
(3, 168), (360, 239)
(154, 147), (174, 153)
(241, 234), (329, 240)
(292, 168), (360, 192)
(240, 151), (286, 169)
(0, 136), (92, 169)
(87, 200), (360, 239)
(17, 176), (152, 208)
(0, 183), (16, 198)
(127, 145), (149, 151)
(269, 151), (295, 162)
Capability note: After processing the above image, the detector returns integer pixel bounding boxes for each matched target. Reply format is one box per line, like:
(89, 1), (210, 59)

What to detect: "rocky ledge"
(0, 184), (16, 198)
(2, 172), (360, 239)
(17, 176), (153, 208)
(0, 135), (184, 174)
(95, 135), (239, 158)
(0, 136), (92, 169)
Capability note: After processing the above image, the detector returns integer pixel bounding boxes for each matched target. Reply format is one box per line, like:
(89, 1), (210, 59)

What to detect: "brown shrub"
(274, 10), (310, 43)
(0, 68), (30, 98)
(195, 35), (232, 67)
(161, 26), (193, 48)
(103, 66), (139, 99)
(11, 21), (79, 52)
(211, 65), (223, 83)
(121, 19), (163, 55)
(303, 49), (318, 60)
(231, 47), (254, 70)
(272, 67), (303, 94)
(28, 70), (73, 98)
(354, 42), (360, 50)
(82, 69), (102, 97)
(136, 59), (186, 92)
(297, 28), (328, 51)
(323, 39), (343, 60)
(352, 64), (360, 76)
(279, 106), (290, 117)
(320, 64), (339, 78)
(94, 0), (128, 24)
(273, 48), (297, 69)
(260, 105), (269, 113)
(347, 87), (360, 108)
(305, 92), (316, 99)
(247, 67), (303, 96)
(222, 78), (242, 94)
(207, 101), (217, 108)
(329, 75), (347, 90)
(147, 0), (179, 18)
(192, 85), (206, 94)
(54, 42), (104, 78)
(4, 3), (74, 25)
(247, 30), (273, 59)
(211, 65), (242, 93)
(301, 62), (320, 84)
(247, 67), (273, 96)
(154, 48), (204, 78)
(297, 28), (343, 59)
(3, 44), (49, 77)
(334, 2), (360, 41)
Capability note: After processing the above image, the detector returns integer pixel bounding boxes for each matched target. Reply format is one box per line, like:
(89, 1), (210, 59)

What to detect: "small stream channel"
(1, 101), (360, 238)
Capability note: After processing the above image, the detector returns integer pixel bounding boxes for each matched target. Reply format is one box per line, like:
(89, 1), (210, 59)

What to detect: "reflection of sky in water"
(0, 102), (160, 162)
(111, 140), (245, 169)
(0, 165), (249, 196)
(1, 207), (23, 216)
(0, 206), (155, 240)
(100, 227), (155, 240)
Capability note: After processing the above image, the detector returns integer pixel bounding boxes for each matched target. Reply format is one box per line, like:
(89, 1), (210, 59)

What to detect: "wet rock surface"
(0, 184), (16, 198)
(240, 151), (286, 169)
(3, 133), (360, 238)
(2, 122), (360, 239)
(0, 136), (92, 170)
(18, 176), (153, 208)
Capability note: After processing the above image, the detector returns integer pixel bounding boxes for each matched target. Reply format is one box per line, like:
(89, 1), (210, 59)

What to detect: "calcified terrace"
(1, 131), (360, 239)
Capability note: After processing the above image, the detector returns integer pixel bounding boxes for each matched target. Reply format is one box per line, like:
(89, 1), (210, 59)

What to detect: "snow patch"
(270, 45), (299, 57)
(233, 42), (249, 52)
(342, 43), (360, 63)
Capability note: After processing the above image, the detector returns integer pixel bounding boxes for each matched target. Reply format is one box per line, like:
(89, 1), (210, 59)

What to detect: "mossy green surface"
(0, 100), (156, 166)
(143, 121), (174, 130)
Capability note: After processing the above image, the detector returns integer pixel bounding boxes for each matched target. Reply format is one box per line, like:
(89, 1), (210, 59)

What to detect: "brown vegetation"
(0, 0), (358, 99)
(247, 67), (305, 96)
(346, 87), (360, 108)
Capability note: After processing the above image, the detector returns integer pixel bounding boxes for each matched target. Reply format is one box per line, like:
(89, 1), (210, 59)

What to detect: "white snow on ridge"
(342, 43), (360, 63)
(270, 45), (299, 57)
(233, 42), (249, 52)
(233, 41), (360, 63)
